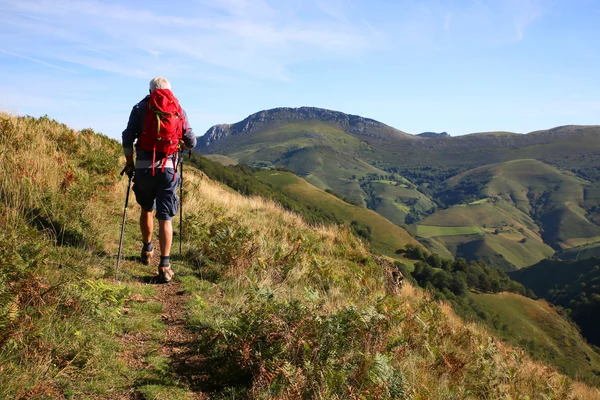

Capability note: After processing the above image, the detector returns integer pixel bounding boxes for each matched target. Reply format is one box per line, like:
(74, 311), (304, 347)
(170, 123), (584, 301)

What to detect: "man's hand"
(121, 163), (135, 178)
(179, 139), (193, 151)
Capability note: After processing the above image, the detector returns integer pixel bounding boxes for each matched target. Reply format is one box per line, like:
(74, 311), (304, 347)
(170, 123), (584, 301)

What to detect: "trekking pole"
(179, 151), (183, 255)
(116, 171), (133, 281)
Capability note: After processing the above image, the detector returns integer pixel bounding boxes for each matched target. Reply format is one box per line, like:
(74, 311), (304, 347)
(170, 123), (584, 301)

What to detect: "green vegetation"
(188, 155), (341, 226)
(415, 198), (555, 270)
(417, 225), (485, 238)
(469, 293), (600, 384)
(254, 170), (423, 258)
(203, 153), (238, 166)
(197, 112), (600, 269)
(3, 112), (600, 398)
(396, 246), (529, 304)
(509, 257), (600, 347)
(0, 114), (158, 398)
(395, 246), (600, 386)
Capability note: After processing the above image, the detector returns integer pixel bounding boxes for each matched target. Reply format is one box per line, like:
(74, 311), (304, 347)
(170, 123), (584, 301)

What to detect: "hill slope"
(415, 159), (600, 269)
(509, 257), (600, 347)
(469, 292), (600, 382)
(195, 107), (600, 268)
(2, 112), (600, 398)
(254, 170), (423, 257)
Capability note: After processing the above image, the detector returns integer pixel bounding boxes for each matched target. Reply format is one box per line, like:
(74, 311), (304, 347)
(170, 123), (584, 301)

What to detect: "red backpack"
(136, 88), (185, 178)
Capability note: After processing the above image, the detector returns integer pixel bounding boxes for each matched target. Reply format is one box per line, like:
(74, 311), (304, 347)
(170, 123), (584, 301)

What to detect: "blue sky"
(1, 0), (599, 138)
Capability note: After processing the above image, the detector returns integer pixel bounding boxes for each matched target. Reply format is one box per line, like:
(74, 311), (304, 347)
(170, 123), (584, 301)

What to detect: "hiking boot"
(140, 248), (154, 265)
(158, 265), (174, 283)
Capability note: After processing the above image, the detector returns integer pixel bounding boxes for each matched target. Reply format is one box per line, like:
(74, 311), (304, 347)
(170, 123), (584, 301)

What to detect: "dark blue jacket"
(122, 95), (197, 169)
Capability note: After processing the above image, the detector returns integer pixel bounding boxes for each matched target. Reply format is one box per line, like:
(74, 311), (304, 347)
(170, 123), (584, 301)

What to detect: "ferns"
(0, 229), (45, 343)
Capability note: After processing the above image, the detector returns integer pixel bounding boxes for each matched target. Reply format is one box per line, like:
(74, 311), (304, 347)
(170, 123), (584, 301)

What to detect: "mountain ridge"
(196, 107), (600, 153)
(193, 106), (600, 272)
(199, 106), (414, 148)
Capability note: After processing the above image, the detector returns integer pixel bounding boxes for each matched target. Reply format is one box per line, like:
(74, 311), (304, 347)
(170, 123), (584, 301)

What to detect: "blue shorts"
(133, 168), (180, 221)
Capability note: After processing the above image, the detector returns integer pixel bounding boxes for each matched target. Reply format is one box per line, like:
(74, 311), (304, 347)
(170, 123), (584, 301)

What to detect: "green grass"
(283, 146), (386, 206)
(369, 181), (436, 225)
(416, 198), (555, 269)
(560, 242), (600, 260)
(203, 154), (238, 166)
(470, 292), (600, 384)
(205, 121), (365, 164)
(255, 170), (423, 257)
(445, 159), (600, 250)
(4, 112), (600, 398)
(197, 111), (600, 268)
(417, 225), (485, 238)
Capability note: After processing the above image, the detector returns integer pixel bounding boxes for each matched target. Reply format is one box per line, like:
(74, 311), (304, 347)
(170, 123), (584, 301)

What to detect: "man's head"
(149, 77), (171, 93)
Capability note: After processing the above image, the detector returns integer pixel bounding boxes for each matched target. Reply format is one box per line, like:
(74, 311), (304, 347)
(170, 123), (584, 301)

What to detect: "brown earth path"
(154, 280), (208, 398)
(116, 256), (212, 399)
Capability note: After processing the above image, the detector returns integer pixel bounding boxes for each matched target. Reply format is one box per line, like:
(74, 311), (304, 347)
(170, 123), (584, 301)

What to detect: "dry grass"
(2, 112), (599, 399)
(179, 168), (599, 397)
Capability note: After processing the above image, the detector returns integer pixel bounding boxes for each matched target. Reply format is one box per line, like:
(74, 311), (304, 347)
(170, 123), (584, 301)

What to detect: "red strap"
(172, 152), (178, 182)
(152, 146), (156, 176)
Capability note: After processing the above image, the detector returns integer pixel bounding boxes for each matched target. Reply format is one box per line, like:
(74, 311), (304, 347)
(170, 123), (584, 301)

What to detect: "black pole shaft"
(179, 152), (183, 254)
(116, 176), (132, 281)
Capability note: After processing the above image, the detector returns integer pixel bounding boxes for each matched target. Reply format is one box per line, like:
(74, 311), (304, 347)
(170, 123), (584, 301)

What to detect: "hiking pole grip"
(116, 175), (132, 281)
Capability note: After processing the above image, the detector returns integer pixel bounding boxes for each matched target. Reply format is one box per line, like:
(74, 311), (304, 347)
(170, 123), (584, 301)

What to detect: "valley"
(195, 107), (600, 271)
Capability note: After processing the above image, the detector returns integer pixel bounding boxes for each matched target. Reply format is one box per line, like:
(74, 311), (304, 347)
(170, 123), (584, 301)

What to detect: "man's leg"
(140, 209), (154, 265)
(155, 168), (178, 283)
(158, 219), (172, 257)
(140, 209), (153, 243)
(133, 169), (157, 265)
(157, 218), (174, 282)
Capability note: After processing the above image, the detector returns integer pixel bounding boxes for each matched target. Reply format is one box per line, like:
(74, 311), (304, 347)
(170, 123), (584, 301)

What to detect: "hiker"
(122, 77), (196, 283)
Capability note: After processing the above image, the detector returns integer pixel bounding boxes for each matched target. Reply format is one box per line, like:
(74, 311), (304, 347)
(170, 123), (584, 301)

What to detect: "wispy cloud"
(504, 0), (546, 41)
(1, 0), (375, 82)
(377, 0), (548, 50)
(0, 49), (76, 73)
(313, 0), (349, 23)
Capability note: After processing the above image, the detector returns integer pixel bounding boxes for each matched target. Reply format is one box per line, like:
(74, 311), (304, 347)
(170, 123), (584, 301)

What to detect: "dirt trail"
(154, 281), (208, 397)
(117, 259), (211, 399)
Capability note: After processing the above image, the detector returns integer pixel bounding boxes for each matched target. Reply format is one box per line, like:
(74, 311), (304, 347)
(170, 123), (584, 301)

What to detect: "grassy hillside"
(2, 112), (600, 398)
(470, 292), (600, 383)
(254, 170), (423, 258)
(203, 153), (238, 166)
(281, 145), (385, 207)
(509, 257), (600, 347)
(365, 178), (436, 225)
(410, 159), (600, 269)
(446, 159), (600, 249)
(415, 197), (555, 270)
(196, 109), (600, 269)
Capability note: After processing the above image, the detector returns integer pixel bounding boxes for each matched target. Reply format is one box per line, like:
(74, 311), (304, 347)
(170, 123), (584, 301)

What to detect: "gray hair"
(149, 77), (171, 92)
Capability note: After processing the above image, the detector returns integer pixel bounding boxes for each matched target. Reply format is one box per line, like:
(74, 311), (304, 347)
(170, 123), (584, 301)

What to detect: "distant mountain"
(198, 106), (413, 148)
(195, 107), (600, 269)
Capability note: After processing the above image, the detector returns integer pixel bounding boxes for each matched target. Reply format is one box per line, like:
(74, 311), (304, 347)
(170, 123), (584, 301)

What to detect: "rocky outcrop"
(417, 131), (449, 138)
(196, 107), (600, 153)
(197, 107), (408, 148)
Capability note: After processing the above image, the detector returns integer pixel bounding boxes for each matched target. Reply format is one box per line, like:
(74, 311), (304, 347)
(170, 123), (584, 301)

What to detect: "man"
(122, 77), (196, 283)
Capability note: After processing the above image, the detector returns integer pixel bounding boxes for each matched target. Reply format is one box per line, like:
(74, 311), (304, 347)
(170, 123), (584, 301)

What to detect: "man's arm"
(122, 103), (146, 155)
(121, 100), (147, 175)
(180, 109), (197, 150)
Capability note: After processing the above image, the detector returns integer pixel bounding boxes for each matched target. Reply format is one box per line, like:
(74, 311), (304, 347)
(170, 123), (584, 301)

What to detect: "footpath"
(114, 241), (210, 400)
